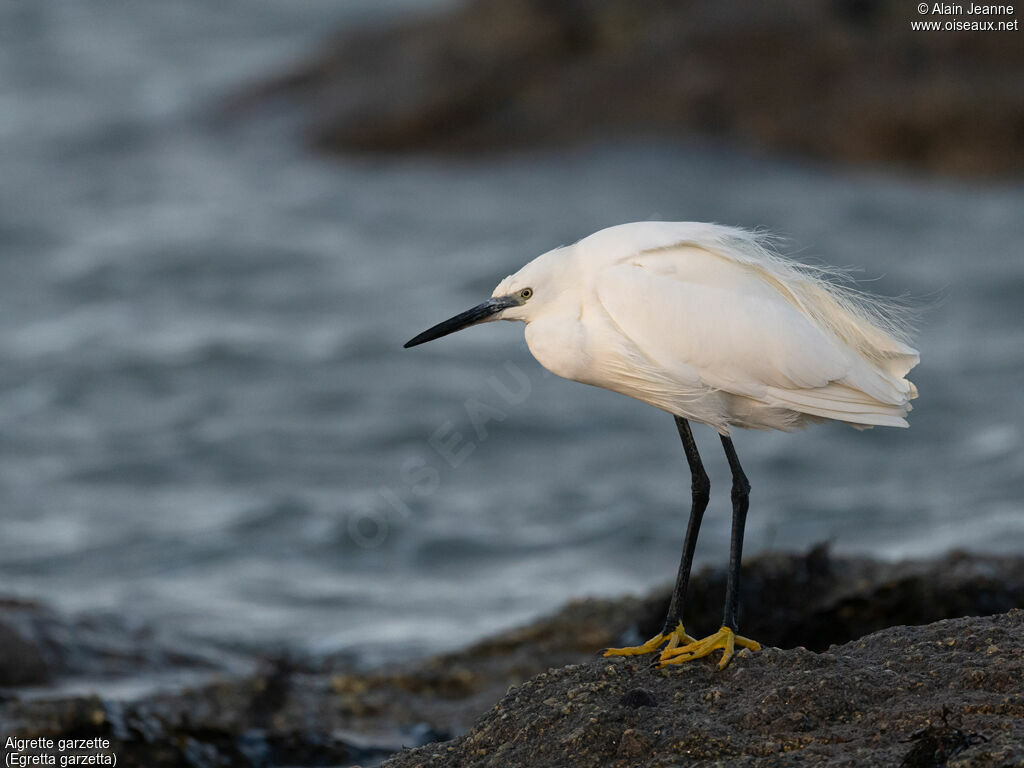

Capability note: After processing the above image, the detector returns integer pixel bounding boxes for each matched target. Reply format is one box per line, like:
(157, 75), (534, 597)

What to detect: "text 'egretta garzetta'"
(405, 222), (919, 669)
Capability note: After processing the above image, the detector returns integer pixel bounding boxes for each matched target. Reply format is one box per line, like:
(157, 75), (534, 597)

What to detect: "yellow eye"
(519, 288), (533, 300)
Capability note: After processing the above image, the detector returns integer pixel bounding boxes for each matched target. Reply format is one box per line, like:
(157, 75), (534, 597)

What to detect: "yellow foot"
(657, 626), (761, 670)
(604, 621), (697, 658)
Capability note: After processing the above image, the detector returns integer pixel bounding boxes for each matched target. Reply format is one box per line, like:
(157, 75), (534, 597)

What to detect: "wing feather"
(595, 261), (851, 401)
(575, 224), (918, 429)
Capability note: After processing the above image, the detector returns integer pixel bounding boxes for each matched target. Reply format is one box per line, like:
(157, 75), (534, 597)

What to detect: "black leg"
(661, 416), (711, 634)
(719, 434), (751, 632)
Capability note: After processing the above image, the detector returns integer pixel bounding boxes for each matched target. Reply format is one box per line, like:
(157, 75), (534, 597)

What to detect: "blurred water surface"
(1, 0), (1022, 665)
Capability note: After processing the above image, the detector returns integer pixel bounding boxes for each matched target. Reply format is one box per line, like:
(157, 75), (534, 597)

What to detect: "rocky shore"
(385, 611), (1023, 768)
(2, 549), (1023, 767)
(230, 0), (1024, 176)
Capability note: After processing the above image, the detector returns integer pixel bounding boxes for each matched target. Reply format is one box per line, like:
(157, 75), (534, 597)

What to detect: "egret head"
(403, 249), (566, 348)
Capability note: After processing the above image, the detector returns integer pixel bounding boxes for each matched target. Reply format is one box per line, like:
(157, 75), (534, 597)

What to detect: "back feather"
(634, 223), (920, 382)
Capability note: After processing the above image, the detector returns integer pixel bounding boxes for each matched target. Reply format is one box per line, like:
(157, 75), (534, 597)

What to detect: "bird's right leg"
(604, 416), (708, 658)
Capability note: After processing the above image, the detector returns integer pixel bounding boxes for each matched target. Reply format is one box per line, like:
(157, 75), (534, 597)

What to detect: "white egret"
(405, 222), (919, 669)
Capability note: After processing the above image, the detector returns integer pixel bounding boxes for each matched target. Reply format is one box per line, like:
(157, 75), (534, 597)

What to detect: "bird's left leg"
(605, 416), (706, 658)
(659, 434), (761, 670)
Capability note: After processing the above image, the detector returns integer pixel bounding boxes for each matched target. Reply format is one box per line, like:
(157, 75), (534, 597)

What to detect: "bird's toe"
(604, 622), (696, 658)
(657, 626), (762, 670)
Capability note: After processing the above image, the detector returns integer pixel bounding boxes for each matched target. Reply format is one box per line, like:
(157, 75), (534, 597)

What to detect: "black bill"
(404, 296), (517, 348)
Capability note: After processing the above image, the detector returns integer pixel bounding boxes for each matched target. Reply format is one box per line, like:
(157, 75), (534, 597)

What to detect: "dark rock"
(0, 603), (51, 686)
(231, 0), (1024, 176)
(0, 596), (243, 690)
(2, 550), (1022, 767)
(382, 611), (1024, 767)
(901, 707), (988, 768)
(617, 688), (658, 709)
(0, 677), (397, 768)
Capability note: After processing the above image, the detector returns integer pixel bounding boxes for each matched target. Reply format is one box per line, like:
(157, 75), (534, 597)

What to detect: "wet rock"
(0, 596), (243, 690)
(382, 610), (1024, 767)
(0, 602), (51, 686)
(1, 673), (400, 768)
(232, 0), (1024, 176)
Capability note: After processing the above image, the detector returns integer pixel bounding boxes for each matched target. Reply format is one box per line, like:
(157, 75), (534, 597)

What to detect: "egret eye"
(520, 288), (533, 300)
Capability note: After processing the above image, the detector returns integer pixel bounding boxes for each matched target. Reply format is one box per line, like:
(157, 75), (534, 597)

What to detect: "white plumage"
(405, 220), (921, 669)
(492, 222), (918, 433)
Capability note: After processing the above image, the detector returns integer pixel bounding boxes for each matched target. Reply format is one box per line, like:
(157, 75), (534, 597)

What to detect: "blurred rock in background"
(233, 0), (1024, 175)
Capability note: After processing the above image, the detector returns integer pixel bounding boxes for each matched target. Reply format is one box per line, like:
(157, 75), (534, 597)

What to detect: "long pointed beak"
(404, 296), (517, 348)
